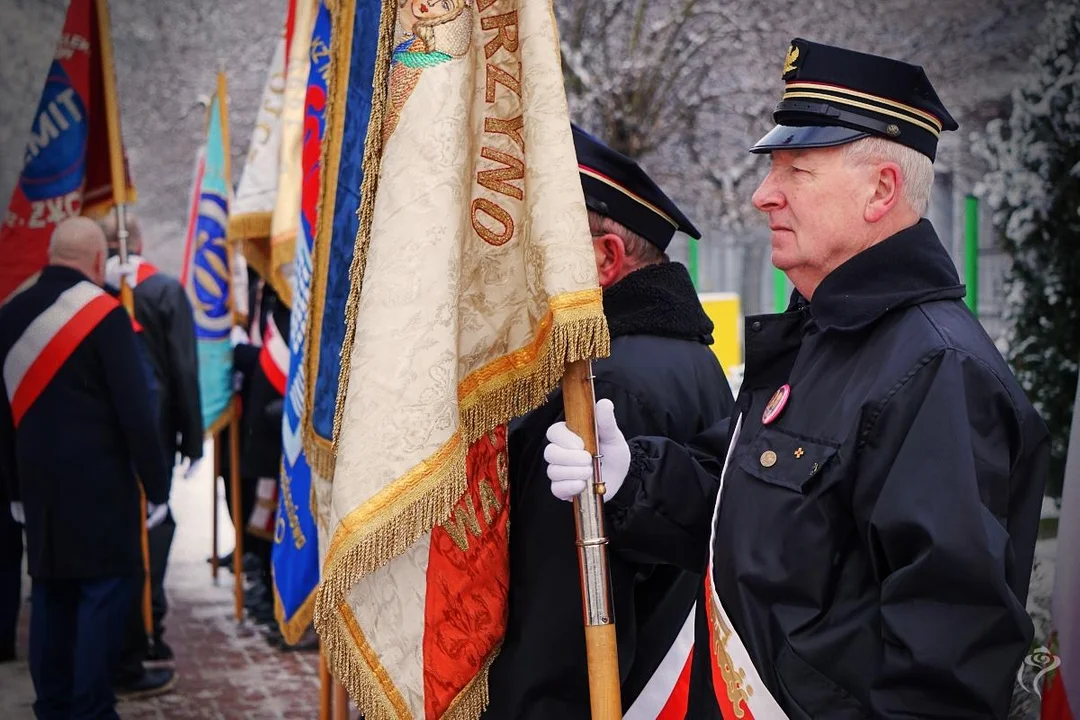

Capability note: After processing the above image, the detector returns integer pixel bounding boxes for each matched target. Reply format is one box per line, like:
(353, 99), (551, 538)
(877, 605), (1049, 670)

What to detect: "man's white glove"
(146, 502), (169, 530)
(9, 502), (24, 525)
(545, 399), (631, 502)
(105, 258), (137, 291)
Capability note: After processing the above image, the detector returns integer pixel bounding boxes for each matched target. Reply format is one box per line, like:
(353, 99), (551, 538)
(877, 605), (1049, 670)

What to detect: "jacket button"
(751, 320), (763, 332)
(760, 450), (777, 467)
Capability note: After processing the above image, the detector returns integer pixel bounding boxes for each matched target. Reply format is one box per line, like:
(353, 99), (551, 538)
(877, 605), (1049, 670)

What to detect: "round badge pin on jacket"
(762, 384), (791, 425)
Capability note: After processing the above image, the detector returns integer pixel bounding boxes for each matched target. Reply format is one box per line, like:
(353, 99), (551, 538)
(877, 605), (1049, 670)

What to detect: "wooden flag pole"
(562, 360), (622, 718)
(217, 66), (245, 623)
(212, 433), (220, 580)
(229, 397), (244, 621)
(319, 645), (332, 720)
(332, 682), (349, 720)
(95, 0), (152, 639)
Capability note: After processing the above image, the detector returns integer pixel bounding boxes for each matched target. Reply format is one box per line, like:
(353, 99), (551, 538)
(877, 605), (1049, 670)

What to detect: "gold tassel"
(227, 212), (272, 243)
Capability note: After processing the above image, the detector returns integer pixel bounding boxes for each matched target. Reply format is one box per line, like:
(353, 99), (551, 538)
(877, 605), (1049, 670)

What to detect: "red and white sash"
(258, 315), (289, 395)
(3, 281), (118, 427)
(624, 604), (696, 719)
(705, 414), (789, 719)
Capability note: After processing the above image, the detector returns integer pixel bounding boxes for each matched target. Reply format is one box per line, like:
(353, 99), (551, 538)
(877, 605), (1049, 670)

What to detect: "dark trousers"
(117, 513), (176, 682)
(0, 509), (22, 658)
(29, 576), (135, 720)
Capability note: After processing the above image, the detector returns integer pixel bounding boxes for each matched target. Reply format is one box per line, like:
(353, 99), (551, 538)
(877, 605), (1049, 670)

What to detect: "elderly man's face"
(752, 146), (874, 295)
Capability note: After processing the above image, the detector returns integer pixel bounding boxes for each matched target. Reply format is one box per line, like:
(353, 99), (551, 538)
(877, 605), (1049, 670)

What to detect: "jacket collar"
(41, 265), (95, 287)
(800, 219), (966, 333)
(603, 261), (714, 343)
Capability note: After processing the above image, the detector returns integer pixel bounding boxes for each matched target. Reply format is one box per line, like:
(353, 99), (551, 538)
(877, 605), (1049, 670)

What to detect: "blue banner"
(271, 0), (329, 645)
(303, 0), (380, 477)
(187, 93), (232, 433)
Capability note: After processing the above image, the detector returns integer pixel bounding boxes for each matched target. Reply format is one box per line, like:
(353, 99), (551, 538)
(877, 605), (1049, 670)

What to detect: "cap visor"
(750, 125), (869, 154)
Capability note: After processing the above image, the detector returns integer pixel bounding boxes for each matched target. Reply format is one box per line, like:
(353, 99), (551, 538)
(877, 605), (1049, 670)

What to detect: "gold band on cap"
(578, 165), (679, 229)
(783, 81), (943, 137)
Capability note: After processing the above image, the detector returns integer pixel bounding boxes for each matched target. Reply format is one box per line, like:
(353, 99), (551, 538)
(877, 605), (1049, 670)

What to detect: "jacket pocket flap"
(738, 427), (839, 493)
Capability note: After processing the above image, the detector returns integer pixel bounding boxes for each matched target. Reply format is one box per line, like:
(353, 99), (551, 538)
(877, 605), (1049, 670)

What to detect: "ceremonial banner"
(0, 0), (135, 301)
(272, 0), (330, 645)
(314, 0), (610, 716)
(1042, 368), (1080, 719)
(302, 0), (379, 483)
(186, 91), (233, 434)
(228, 3), (290, 301)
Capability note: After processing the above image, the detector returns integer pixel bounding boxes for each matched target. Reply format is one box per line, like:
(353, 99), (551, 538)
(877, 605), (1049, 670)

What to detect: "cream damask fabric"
(314, 0), (609, 717)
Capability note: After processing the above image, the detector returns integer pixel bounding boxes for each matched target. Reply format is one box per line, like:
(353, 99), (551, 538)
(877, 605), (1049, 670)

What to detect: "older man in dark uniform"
(484, 125), (735, 718)
(544, 40), (1048, 719)
(0, 217), (169, 719)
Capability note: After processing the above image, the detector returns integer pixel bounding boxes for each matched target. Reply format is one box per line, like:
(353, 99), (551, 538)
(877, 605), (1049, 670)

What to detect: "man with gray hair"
(0, 217), (169, 718)
(99, 210), (201, 683)
(543, 40), (1048, 718)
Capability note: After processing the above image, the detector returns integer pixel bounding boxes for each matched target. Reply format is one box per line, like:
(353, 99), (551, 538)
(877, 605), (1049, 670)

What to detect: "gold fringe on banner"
(328, 0), (396, 466)
(302, 0), (359, 480)
(274, 582), (317, 647)
(227, 212), (273, 243)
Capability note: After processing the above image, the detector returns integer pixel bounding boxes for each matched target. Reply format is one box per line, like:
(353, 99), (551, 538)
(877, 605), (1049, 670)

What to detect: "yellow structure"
(699, 292), (742, 377)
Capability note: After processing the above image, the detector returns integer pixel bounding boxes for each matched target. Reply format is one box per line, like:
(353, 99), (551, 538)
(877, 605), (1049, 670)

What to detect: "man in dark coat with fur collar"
(483, 125), (735, 718)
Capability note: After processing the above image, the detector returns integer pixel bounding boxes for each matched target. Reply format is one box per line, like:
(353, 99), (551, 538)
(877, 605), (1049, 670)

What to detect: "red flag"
(0, 0), (134, 301)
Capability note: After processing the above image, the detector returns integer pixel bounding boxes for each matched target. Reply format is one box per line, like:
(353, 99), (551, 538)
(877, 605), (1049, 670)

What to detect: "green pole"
(965, 195), (979, 317)
(687, 237), (699, 289)
(773, 267), (787, 313)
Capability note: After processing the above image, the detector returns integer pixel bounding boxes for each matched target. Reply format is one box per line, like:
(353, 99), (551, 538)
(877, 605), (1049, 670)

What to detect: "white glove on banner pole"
(546, 398), (631, 502)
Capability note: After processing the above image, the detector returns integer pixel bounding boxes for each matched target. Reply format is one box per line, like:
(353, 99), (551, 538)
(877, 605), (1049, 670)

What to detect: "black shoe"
(144, 638), (174, 669)
(244, 583), (269, 611)
(0, 646), (15, 663)
(116, 668), (177, 701)
(208, 551), (233, 568)
(279, 627), (320, 653)
(250, 599), (277, 626)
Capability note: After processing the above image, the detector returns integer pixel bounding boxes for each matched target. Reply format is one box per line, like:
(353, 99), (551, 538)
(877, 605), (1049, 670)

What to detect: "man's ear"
(593, 233), (627, 287)
(865, 161), (903, 223)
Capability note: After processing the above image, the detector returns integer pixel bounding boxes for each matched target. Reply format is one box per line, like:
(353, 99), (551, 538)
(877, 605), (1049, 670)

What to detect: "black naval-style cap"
(572, 124), (701, 250)
(751, 38), (958, 161)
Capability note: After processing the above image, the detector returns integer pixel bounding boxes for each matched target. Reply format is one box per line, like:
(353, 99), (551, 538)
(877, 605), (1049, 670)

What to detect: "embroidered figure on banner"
(384, 0), (473, 141)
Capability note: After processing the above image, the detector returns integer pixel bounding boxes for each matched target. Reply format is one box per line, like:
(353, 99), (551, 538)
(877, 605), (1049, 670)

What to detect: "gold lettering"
(476, 146), (524, 200)
(479, 477), (502, 525)
(471, 198), (514, 246)
(497, 446), (509, 491)
(482, 12), (519, 59)
(485, 64), (521, 103)
(484, 115), (525, 153)
(442, 495), (483, 553)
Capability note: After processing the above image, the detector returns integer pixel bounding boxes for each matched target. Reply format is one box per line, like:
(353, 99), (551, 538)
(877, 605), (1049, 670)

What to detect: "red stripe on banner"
(656, 649), (694, 720)
(260, 345), (287, 395)
(423, 427), (510, 718)
(1043, 670), (1076, 720)
(11, 293), (117, 426)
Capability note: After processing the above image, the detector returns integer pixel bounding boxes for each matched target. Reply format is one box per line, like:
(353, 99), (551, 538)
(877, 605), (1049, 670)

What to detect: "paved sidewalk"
(0, 443), (324, 719)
